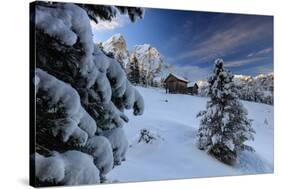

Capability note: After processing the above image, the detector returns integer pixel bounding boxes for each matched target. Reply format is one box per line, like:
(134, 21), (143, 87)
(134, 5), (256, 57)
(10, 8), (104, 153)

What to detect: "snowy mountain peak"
(130, 43), (173, 86)
(106, 33), (125, 43)
(101, 34), (171, 86)
(102, 34), (130, 67)
(132, 44), (161, 59)
(131, 44), (164, 73)
(132, 44), (151, 53)
(254, 72), (274, 80)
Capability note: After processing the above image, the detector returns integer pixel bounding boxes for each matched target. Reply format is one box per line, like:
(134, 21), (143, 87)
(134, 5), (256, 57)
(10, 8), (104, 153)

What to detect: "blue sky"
(92, 8), (273, 81)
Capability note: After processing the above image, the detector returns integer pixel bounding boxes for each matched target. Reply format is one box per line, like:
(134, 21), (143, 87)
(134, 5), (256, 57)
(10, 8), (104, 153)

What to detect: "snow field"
(107, 87), (273, 182)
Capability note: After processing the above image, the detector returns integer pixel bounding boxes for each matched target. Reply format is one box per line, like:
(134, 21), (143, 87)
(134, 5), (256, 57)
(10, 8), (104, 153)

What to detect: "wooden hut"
(187, 82), (199, 95)
(164, 73), (189, 94)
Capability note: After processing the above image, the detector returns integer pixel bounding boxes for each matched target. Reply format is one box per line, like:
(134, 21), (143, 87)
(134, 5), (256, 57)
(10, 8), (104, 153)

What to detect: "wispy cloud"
(224, 47), (272, 68)
(91, 15), (128, 31)
(247, 47), (273, 57)
(225, 57), (266, 68)
(168, 15), (273, 66)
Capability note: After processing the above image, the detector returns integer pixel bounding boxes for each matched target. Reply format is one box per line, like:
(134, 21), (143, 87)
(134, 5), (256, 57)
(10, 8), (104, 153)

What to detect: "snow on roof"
(187, 81), (198, 87)
(167, 73), (189, 83)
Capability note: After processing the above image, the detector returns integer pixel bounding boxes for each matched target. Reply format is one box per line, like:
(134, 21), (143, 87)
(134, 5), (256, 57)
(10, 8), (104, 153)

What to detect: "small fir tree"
(140, 69), (147, 87)
(127, 54), (140, 85)
(197, 58), (255, 165)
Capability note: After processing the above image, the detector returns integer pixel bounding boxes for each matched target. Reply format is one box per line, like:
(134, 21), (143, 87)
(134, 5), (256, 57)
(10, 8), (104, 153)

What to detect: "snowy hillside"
(197, 73), (274, 105)
(107, 87), (273, 182)
(234, 73), (274, 104)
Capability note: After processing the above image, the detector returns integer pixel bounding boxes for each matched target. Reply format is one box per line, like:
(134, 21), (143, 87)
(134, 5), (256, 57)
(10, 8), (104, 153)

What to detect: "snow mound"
(236, 151), (273, 174)
(135, 129), (164, 145)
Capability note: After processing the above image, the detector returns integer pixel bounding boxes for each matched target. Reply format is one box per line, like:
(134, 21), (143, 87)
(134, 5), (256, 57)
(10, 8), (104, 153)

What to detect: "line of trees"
(126, 54), (158, 87)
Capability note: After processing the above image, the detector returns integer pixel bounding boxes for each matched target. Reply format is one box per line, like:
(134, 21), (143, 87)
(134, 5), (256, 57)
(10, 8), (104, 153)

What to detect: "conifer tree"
(127, 54), (140, 85)
(197, 58), (255, 165)
(31, 1), (144, 186)
(140, 69), (147, 87)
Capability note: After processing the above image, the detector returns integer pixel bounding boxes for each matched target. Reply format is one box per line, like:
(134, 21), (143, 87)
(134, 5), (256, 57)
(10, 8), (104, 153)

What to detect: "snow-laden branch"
(35, 69), (97, 145)
(35, 151), (100, 185)
(33, 2), (145, 185)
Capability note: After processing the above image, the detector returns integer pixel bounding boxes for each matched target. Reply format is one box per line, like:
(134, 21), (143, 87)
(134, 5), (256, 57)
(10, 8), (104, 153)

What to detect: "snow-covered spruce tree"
(196, 58), (255, 165)
(127, 54), (140, 85)
(140, 69), (148, 87)
(31, 2), (144, 186)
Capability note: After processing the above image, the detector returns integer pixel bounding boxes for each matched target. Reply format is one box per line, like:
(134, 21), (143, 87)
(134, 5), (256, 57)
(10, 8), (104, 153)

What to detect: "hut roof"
(165, 73), (189, 83)
(187, 81), (198, 87)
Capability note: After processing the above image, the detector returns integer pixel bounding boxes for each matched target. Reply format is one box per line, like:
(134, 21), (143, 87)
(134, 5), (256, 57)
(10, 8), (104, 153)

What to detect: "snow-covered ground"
(107, 87), (273, 182)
